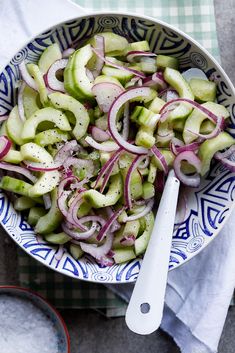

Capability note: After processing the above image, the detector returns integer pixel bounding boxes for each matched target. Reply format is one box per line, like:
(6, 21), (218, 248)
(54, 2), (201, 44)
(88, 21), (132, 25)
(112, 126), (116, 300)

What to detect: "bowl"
(0, 285), (70, 352)
(0, 12), (234, 283)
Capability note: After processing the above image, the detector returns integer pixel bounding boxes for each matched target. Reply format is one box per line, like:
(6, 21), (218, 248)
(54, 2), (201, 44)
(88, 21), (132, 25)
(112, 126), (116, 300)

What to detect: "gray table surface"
(0, 0), (235, 352)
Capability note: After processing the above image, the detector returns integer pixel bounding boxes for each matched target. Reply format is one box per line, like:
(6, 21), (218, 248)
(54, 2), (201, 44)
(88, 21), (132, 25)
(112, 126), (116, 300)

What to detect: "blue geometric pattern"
(0, 13), (234, 283)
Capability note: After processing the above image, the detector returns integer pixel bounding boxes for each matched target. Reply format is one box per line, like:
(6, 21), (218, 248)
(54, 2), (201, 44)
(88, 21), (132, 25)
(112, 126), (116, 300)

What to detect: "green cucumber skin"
(6, 106), (24, 145)
(0, 176), (32, 196)
(44, 232), (70, 245)
(27, 207), (47, 226)
(49, 92), (90, 140)
(14, 196), (36, 211)
(135, 212), (154, 256)
(27, 63), (48, 106)
(35, 188), (63, 235)
(113, 248), (136, 264)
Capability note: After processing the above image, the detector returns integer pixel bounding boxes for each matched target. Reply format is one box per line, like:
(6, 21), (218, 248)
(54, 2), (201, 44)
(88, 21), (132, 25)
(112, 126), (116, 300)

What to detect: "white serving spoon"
(125, 169), (180, 335)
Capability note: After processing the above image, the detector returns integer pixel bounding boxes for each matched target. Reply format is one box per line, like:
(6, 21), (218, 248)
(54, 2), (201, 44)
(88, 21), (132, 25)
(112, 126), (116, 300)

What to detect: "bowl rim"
(0, 285), (70, 353)
(1, 10), (235, 282)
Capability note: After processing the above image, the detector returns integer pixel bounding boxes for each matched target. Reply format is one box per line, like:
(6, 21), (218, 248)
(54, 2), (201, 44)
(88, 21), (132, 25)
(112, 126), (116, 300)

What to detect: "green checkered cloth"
(18, 0), (220, 311)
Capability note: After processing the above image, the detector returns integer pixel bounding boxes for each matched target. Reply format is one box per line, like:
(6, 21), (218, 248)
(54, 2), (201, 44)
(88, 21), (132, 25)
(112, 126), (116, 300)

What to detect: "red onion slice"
(66, 190), (87, 231)
(143, 72), (167, 90)
(96, 207), (125, 241)
(186, 116), (224, 140)
(0, 136), (12, 159)
(18, 61), (38, 91)
(85, 136), (119, 152)
(43, 193), (52, 210)
(78, 215), (106, 228)
(46, 59), (68, 93)
(100, 158), (119, 193)
(94, 148), (123, 189)
(24, 160), (60, 171)
(92, 47), (146, 79)
(91, 82), (124, 113)
(108, 87), (151, 154)
(58, 175), (79, 197)
(92, 35), (105, 78)
(120, 235), (136, 246)
(125, 155), (147, 209)
(150, 145), (168, 174)
(54, 140), (79, 166)
(91, 126), (110, 142)
(62, 221), (97, 240)
(214, 145), (235, 171)
(170, 138), (200, 155)
(160, 98), (222, 124)
(55, 245), (64, 261)
(126, 50), (157, 63)
(0, 162), (37, 183)
(58, 190), (72, 217)
(62, 48), (75, 58)
(122, 198), (154, 222)
(173, 151), (201, 187)
(17, 82), (26, 122)
(80, 233), (114, 261)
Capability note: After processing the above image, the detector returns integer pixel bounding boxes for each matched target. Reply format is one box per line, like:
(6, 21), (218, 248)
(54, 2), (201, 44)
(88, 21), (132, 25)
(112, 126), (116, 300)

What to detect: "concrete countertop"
(0, 0), (235, 352)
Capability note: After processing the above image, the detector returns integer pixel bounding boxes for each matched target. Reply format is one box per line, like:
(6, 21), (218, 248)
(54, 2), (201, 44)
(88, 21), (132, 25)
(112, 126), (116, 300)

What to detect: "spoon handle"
(125, 170), (180, 335)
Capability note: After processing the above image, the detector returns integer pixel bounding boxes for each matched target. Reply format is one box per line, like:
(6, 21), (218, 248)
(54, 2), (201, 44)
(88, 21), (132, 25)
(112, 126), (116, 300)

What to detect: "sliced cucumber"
(148, 160), (157, 183)
(94, 74), (124, 88)
(135, 212), (154, 256)
(6, 106), (24, 145)
(198, 132), (234, 176)
(90, 32), (129, 54)
(29, 170), (60, 197)
(121, 168), (143, 200)
(23, 85), (41, 119)
(143, 181), (155, 199)
(113, 248), (136, 263)
(44, 232), (70, 245)
(183, 102), (230, 144)
(14, 196), (36, 211)
(164, 67), (194, 121)
(156, 55), (179, 70)
(35, 188), (63, 234)
(28, 207), (47, 226)
(49, 92), (90, 140)
(0, 176), (32, 196)
(64, 44), (94, 100)
(21, 107), (71, 141)
(35, 129), (71, 147)
(27, 63), (48, 106)
(102, 65), (135, 85)
(148, 97), (165, 114)
(152, 149), (174, 171)
(69, 243), (84, 260)
(135, 127), (156, 148)
(189, 78), (216, 103)
(2, 150), (23, 164)
(123, 220), (140, 239)
(130, 41), (150, 51)
(83, 174), (122, 208)
(38, 43), (62, 74)
(21, 142), (54, 163)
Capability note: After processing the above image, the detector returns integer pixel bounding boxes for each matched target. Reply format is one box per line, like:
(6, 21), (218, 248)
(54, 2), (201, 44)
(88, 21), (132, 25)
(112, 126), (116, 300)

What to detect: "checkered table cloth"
(18, 0), (222, 310)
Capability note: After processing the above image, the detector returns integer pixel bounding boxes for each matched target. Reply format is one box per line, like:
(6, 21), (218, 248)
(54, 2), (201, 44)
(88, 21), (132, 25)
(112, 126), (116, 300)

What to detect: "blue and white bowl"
(0, 12), (234, 283)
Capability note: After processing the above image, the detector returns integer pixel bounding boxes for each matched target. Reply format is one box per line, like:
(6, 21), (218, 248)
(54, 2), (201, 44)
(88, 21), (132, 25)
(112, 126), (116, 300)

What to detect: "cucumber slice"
(183, 102), (230, 144)
(38, 43), (62, 74)
(27, 64), (48, 106)
(143, 182), (155, 199)
(28, 207), (47, 226)
(121, 168), (143, 200)
(69, 243), (84, 260)
(152, 150), (174, 171)
(90, 32), (129, 54)
(6, 106), (24, 145)
(148, 97), (165, 114)
(0, 176), (32, 196)
(83, 174), (122, 208)
(198, 132), (234, 176)
(102, 65), (135, 85)
(94, 74), (124, 88)
(35, 129), (71, 147)
(2, 150), (23, 164)
(123, 220), (140, 239)
(148, 161), (157, 183)
(130, 41), (150, 51)
(29, 170), (60, 197)
(131, 106), (159, 130)
(49, 92), (90, 140)
(156, 55), (179, 70)
(0, 121), (11, 140)
(135, 127), (156, 148)
(189, 78), (217, 103)
(21, 142), (54, 163)
(35, 188), (63, 234)
(173, 118), (185, 132)
(21, 107), (71, 141)
(113, 248), (136, 263)
(134, 212), (154, 256)
(44, 232), (70, 245)
(64, 44), (94, 100)
(164, 67), (194, 121)
(14, 196), (36, 211)
(23, 85), (41, 119)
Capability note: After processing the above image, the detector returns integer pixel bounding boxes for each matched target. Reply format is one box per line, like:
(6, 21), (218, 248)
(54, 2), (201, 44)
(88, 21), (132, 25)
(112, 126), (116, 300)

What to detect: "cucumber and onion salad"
(0, 32), (234, 266)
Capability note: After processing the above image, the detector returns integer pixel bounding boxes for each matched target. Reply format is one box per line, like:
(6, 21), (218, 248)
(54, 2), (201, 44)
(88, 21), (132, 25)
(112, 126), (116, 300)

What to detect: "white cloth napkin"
(1, 1), (235, 352)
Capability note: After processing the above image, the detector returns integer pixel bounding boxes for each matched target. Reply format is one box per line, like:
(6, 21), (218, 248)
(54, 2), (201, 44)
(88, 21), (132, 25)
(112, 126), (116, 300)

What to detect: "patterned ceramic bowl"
(0, 286), (70, 352)
(0, 12), (234, 283)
